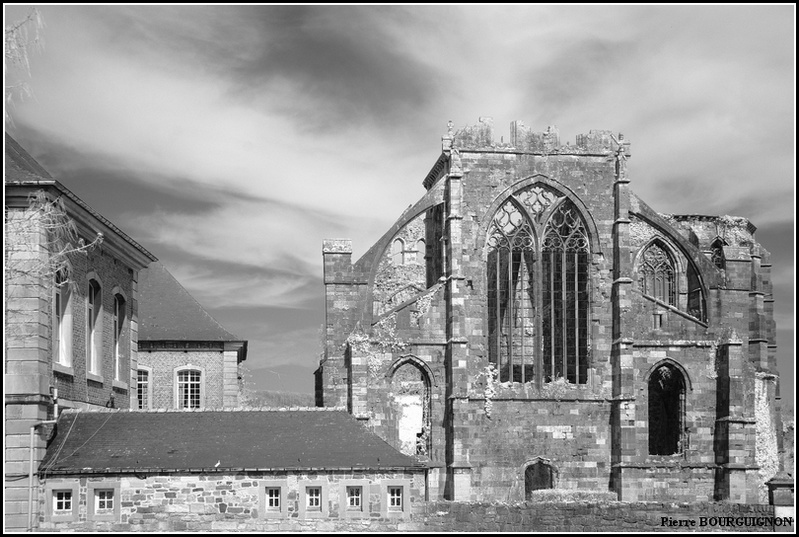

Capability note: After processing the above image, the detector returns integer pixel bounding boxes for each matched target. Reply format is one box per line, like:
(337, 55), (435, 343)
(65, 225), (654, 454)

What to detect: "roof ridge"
(158, 262), (240, 340)
(137, 262), (244, 342)
(66, 406), (347, 414)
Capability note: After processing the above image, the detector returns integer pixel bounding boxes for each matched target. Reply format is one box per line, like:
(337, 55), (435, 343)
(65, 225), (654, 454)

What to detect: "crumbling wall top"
(444, 117), (631, 157)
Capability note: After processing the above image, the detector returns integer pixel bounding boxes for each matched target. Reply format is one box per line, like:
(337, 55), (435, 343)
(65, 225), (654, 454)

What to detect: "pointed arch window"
(487, 200), (537, 383)
(487, 189), (591, 385)
(542, 202), (590, 383)
(710, 238), (726, 270)
(639, 242), (676, 306)
(524, 460), (555, 499)
(391, 239), (404, 265)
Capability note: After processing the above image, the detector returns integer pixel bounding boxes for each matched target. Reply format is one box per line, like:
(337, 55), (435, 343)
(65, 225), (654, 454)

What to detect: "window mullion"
(507, 248), (513, 379)
(574, 250), (579, 385)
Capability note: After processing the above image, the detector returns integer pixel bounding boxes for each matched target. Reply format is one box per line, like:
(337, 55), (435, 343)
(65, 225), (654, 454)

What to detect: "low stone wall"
(415, 501), (788, 532)
(37, 471), (793, 533)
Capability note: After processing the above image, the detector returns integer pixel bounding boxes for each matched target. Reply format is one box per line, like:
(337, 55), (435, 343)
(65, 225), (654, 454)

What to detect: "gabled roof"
(138, 261), (242, 343)
(39, 409), (426, 475)
(5, 134), (157, 267)
(5, 133), (53, 180)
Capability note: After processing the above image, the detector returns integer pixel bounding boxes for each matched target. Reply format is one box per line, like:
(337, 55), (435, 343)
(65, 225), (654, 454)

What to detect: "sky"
(4, 5), (795, 405)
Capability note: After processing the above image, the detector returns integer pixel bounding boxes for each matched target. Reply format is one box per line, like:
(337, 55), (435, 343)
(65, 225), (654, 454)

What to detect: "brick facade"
(137, 348), (228, 409)
(317, 118), (787, 504)
(5, 163), (155, 530)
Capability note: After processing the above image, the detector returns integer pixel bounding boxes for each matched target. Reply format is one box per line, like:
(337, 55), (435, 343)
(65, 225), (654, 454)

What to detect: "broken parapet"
(447, 117), (630, 156)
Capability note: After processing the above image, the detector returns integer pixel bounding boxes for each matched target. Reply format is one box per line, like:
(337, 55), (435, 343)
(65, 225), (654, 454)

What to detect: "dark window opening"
(542, 202), (590, 384)
(648, 364), (686, 455)
(710, 238), (726, 270)
(525, 461), (554, 499)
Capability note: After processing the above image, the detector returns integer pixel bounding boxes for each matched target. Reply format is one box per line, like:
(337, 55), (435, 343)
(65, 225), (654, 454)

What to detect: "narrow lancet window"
(487, 200), (536, 383)
(542, 201), (589, 384)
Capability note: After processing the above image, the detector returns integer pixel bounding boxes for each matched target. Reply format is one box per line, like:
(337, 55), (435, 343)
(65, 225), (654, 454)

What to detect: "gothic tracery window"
(487, 200), (536, 383)
(487, 187), (590, 384)
(638, 242), (676, 306)
(542, 202), (590, 384)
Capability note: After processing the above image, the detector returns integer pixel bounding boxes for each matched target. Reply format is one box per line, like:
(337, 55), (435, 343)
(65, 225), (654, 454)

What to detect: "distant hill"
(241, 390), (315, 408)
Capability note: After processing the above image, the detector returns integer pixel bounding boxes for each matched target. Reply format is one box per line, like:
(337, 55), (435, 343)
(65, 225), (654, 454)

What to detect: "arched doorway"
(389, 361), (431, 456)
(648, 363), (687, 455)
(524, 460), (555, 499)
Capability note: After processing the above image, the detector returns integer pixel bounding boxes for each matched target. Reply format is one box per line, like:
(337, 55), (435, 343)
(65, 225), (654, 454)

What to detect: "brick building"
(4, 136), (248, 530)
(317, 118), (787, 504)
(36, 408), (427, 531)
(136, 262), (248, 410)
(5, 135), (156, 530)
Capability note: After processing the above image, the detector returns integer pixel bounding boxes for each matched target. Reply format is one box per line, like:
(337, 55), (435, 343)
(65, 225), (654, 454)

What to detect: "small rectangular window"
(346, 486), (362, 510)
(388, 486), (403, 511)
(266, 487), (280, 510)
(653, 313), (663, 330)
(96, 489), (114, 512)
(54, 490), (72, 514)
(306, 487), (321, 511)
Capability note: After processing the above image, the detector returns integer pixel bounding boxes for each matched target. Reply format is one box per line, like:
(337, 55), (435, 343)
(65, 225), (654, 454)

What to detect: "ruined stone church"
(317, 118), (786, 504)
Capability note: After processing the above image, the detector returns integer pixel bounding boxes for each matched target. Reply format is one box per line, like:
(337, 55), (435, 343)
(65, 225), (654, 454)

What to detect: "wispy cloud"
(6, 5), (793, 394)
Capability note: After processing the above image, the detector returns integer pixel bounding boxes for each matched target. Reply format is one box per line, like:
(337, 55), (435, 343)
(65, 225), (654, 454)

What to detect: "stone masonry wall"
(39, 470), (424, 532)
(5, 208), (138, 531)
(415, 500), (786, 532)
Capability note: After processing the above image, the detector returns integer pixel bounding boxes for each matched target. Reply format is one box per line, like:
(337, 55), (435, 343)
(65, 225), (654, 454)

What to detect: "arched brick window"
(648, 363), (686, 455)
(113, 294), (126, 381)
(87, 279), (102, 376)
(54, 269), (72, 367)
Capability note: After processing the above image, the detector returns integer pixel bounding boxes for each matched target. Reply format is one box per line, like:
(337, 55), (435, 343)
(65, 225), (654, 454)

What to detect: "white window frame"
(381, 479), (411, 518)
(112, 293), (126, 382)
(258, 480), (287, 519)
(137, 366), (152, 410)
(88, 481), (121, 521)
(45, 480), (79, 522)
(86, 277), (103, 379)
(53, 270), (73, 370)
(174, 365), (205, 409)
(339, 479), (369, 519)
(299, 480), (329, 519)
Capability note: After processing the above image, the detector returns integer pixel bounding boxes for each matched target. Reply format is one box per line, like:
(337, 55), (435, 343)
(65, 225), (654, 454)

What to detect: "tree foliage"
(4, 7), (44, 122)
(4, 191), (103, 342)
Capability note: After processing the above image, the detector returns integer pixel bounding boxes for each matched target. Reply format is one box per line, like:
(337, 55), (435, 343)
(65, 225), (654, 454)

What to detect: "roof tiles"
(40, 409), (424, 474)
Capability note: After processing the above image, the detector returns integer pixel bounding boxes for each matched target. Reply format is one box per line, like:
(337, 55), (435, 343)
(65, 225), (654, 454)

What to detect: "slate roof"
(5, 134), (157, 263)
(5, 133), (53, 181)
(138, 261), (242, 342)
(39, 409), (425, 475)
